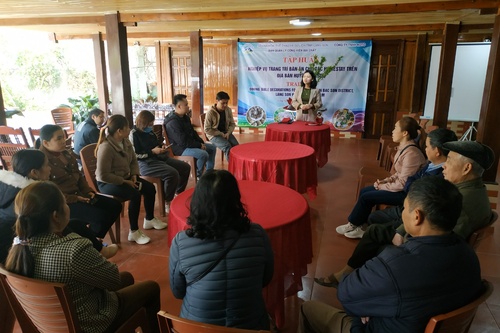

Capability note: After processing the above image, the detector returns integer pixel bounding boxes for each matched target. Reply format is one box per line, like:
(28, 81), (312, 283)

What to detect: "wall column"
(92, 32), (110, 115)
(190, 31), (203, 126)
(433, 23), (459, 128)
(105, 12), (133, 126)
(477, 12), (500, 182)
(0, 82), (6, 126)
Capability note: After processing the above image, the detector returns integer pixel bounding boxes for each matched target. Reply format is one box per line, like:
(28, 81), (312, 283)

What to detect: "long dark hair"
(95, 114), (129, 156)
(5, 182), (66, 277)
(186, 170), (251, 240)
(12, 149), (46, 177)
(301, 69), (318, 89)
(35, 124), (63, 149)
(398, 117), (426, 152)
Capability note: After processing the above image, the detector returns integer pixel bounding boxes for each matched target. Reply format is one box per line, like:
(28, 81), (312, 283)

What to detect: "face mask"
(143, 126), (153, 133)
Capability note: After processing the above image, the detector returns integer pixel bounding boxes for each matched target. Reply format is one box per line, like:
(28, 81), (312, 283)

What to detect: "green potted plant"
(61, 95), (99, 126)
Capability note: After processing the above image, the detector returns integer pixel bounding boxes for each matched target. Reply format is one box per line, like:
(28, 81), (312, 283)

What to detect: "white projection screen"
(423, 43), (490, 122)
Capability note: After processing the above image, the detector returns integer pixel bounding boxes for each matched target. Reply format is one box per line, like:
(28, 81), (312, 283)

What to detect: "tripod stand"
(460, 122), (477, 141)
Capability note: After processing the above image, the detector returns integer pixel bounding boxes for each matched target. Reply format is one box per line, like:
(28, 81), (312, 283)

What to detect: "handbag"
(186, 233), (241, 287)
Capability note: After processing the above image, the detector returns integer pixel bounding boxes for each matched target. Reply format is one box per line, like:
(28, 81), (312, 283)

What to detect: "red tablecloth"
(265, 121), (331, 167)
(228, 141), (318, 199)
(167, 180), (312, 329)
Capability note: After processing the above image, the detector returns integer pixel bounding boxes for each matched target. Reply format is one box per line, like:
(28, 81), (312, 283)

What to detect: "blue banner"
(237, 41), (372, 132)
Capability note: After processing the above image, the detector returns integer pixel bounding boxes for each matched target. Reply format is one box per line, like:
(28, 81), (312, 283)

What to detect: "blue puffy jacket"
(169, 223), (274, 330)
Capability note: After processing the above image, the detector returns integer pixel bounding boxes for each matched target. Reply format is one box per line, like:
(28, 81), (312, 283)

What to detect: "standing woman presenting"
(292, 69), (323, 122)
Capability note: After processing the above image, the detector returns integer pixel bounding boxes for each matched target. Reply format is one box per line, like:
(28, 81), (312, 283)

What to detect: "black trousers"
(69, 194), (122, 238)
(98, 178), (156, 231)
(347, 222), (398, 269)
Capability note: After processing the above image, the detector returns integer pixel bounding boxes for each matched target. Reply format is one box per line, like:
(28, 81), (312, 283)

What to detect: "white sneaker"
(336, 222), (356, 235)
(143, 217), (168, 230)
(128, 230), (151, 245)
(345, 227), (365, 239)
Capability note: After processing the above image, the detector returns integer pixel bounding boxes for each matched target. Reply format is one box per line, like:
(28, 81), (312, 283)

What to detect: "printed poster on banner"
(237, 41), (372, 132)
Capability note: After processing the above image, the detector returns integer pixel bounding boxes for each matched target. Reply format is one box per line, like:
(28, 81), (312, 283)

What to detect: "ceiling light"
(289, 19), (312, 26)
(311, 33), (322, 36)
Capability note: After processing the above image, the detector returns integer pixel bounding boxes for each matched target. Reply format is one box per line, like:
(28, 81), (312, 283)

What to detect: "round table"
(265, 121), (331, 167)
(168, 180), (312, 329)
(228, 141), (318, 199)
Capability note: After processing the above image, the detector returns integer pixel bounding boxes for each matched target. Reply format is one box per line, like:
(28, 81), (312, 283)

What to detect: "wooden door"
(171, 50), (191, 101)
(364, 40), (404, 139)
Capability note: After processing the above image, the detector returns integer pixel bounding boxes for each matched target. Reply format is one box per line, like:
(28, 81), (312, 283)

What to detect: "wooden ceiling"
(0, 0), (497, 43)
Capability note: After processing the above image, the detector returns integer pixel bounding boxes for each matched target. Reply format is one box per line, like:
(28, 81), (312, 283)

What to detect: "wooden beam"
(105, 12), (133, 126)
(0, 1), (497, 28)
(120, 1), (500, 22)
(411, 33), (427, 114)
(0, 16), (104, 26)
(201, 24), (444, 38)
(190, 31), (203, 127)
(231, 40), (238, 108)
(92, 33), (110, 114)
(433, 22), (459, 128)
(477, 11), (500, 182)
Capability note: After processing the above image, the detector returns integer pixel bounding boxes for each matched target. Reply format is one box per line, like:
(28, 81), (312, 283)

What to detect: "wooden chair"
(27, 126), (72, 150)
(424, 279), (493, 333)
(162, 124), (198, 184)
(26, 127), (41, 148)
(157, 311), (270, 333)
(383, 142), (398, 172)
(0, 287), (16, 333)
(51, 107), (75, 136)
(51, 107), (75, 148)
(139, 125), (197, 217)
(0, 126), (30, 170)
(199, 113), (224, 164)
(356, 166), (390, 200)
(80, 143), (124, 243)
(468, 210), (498, 251)
(376, 135), (392, 161)
(0, 266), (150, 333)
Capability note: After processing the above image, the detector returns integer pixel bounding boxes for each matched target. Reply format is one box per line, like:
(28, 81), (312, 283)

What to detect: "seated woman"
(37, 125), (122, 247)
(336, 117), (427, 239)
(130, 110), (190, 212)
(315, 128), (458, 288)
(0, 149), (117, 262)
(96, 114), (166, 245)
(169, 170), (274, 330)
(366, 128), (458, 227)
(5, 181), (161, 333)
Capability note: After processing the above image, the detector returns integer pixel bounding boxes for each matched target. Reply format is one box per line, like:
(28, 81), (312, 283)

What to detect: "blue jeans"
(209, 134), (239, 161)
(348, 186), (406, 226)
(182, 143), (216, 177)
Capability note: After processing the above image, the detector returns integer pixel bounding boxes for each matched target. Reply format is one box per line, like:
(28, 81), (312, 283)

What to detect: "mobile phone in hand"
(89, 196), (99, 205)
(135, 181), (143, 191)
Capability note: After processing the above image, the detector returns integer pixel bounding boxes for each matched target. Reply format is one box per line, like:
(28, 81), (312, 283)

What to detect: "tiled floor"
(12, 133), (500, 332)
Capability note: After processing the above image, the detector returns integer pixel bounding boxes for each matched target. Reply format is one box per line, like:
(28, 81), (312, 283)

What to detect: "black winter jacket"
(164, 112), (204, 156)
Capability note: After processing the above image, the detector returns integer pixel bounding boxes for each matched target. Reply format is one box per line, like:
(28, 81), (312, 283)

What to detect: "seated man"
(164, 94), (216, 178)
(316, 140), (494, 287)
(73, 108), (105, 155)
(300, 177), (483, 333)
(367, 128), (457, 227)
(204, 91), (239, 160)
